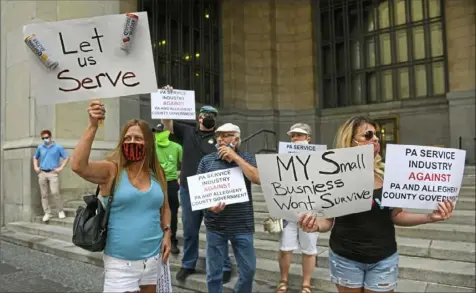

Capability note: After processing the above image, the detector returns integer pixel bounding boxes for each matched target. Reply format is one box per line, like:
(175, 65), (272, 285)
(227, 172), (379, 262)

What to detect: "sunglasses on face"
(41, 137), (50, 140)
(361, 130), (378, 140)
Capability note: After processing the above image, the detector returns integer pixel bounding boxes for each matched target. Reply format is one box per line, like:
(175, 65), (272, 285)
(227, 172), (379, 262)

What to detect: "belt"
(41, 169), (52, 172)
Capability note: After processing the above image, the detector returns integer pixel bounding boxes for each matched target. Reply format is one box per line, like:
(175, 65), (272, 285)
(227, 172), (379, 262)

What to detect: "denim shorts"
(329, 249), (399, 292)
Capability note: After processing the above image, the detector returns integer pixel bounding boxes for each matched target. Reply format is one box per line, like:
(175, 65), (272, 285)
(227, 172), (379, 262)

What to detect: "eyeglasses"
(216, 133), (235, 138)
(41, 136), (50, 140)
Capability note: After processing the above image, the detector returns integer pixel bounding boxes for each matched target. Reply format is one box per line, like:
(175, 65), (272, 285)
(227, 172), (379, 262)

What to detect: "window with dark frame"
(138, 0), (221, 106)
(318, 0), (447, 109)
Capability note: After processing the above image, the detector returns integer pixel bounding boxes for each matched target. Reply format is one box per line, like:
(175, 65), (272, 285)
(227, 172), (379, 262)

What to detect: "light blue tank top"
(103, 169), (164, 260)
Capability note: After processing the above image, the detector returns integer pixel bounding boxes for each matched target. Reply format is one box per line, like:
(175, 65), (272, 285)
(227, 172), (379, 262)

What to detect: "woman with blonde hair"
(71, 100), (171, 293)
(298, 116), (454, 293)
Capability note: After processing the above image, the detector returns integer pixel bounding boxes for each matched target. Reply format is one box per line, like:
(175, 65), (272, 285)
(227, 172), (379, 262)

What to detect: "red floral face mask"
(122, 143), (145, 162)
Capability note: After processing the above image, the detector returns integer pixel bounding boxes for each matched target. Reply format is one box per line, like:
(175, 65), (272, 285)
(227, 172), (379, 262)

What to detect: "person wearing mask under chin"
(160, 85), (232, 283)
(33, 130), (69, 222)
(197, 123), (260, 293)
(276, 123), (318, 293)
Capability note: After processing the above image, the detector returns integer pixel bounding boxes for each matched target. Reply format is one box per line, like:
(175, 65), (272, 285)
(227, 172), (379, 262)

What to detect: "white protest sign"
(382, 144), (466, 210)
(23, 12), (158, 105)
(278, 142), (327, 154)
(151, 89), (196, 120)
(187, 167), (249, 211)
(256, 145), (375, 221)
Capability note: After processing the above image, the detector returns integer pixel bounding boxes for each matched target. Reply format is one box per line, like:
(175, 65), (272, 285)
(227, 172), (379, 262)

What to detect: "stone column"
(0, 0), (139, 225)
(445, 0), (476, 164)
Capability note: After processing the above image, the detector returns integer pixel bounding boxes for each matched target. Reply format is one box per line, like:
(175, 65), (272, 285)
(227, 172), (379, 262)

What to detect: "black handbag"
(72, 178), (116, 252)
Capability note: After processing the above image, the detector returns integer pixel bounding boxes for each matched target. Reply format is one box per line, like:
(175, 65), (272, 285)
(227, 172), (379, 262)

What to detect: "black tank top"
(329, 188), (397, 264)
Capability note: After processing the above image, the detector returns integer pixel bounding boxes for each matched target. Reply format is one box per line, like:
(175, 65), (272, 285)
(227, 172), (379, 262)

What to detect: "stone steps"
(1, 226), (474, 293)
(62, 204), (475, 225)
(6, 220), (475, 265)
(35, 212), (476, 244)
(19, 214), (476, 290)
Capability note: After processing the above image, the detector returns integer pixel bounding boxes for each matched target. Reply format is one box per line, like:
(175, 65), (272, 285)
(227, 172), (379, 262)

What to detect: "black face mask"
(202, 116), (216, 129)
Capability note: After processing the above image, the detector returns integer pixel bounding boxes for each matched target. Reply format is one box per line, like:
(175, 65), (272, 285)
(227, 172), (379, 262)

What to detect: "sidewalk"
(1, 240), (102, 292)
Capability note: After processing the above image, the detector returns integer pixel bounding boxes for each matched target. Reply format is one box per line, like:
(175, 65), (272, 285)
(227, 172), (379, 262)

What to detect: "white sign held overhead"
(23, 12), (158, 105)
(151, 89), (196, 120)
(187, 167), (249, 211)
(278, 142), (327, 154)
(256, 145), (375, 221)
(382, 144), (466, 210)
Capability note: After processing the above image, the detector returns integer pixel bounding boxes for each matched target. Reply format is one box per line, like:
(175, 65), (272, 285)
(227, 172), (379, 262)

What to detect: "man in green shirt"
(153, 123), (183, 255)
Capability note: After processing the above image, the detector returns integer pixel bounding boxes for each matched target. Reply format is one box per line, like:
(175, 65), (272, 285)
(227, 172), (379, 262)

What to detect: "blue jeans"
(179, 186), (232, 272)
(206, 231), (256, 293)
(329, 249), (399, 292)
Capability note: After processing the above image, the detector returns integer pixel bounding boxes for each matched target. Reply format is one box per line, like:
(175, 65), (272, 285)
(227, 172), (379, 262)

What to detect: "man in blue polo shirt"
(32, 130), (69, 222)
(197, 123), (261, 293)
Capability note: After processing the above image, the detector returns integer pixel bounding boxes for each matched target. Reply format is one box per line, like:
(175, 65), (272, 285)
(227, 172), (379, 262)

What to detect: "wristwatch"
(163, 224), (171, 232)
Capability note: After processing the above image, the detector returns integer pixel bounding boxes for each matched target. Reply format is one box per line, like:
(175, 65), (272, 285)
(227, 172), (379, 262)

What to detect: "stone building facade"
(1, 0), (474, 226)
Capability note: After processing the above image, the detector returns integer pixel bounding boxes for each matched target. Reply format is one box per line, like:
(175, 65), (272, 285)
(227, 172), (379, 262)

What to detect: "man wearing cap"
(153, 123), (183, 255)
(160, 85), (232, 283)
(197, 123), (260, 293)
(276, 123), (318, 293)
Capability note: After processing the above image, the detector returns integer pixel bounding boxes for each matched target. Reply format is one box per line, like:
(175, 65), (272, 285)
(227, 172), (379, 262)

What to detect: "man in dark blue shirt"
(197, 123), (261, 293)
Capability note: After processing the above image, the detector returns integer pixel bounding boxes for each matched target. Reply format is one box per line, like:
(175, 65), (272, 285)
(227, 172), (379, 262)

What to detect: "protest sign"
(187, 167), (249, 211)
(151, 89), (196, 120)
(278, 142), (327, 154)
(256, 145), (375, 221)
(23, 12), (158, 105)
(382, 144), (466, 210)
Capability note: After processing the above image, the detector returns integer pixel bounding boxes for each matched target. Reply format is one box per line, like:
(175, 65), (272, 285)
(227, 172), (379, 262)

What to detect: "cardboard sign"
(151, 89), (196, 120)
(256, 145), (375, 221)
(187, 167), (249, 211)
(278, 142), (327, 154)
(23, 12), (158, 105)
(382, 144), (466, 210)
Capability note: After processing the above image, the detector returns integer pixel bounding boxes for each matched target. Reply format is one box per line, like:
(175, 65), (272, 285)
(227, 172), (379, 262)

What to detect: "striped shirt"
(197, 150), (256, 235)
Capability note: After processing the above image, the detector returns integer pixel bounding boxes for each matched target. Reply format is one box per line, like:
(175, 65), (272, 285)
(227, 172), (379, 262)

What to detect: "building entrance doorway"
(374, 118), (399, 161)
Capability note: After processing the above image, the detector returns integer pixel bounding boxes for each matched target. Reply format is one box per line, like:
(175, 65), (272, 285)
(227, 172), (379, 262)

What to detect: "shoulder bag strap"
(106, 162), (118, 210)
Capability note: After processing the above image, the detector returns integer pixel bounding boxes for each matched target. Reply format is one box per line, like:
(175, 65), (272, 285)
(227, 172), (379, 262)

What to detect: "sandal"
(301, 285), (312, 293)
(276, 280), (288, 293)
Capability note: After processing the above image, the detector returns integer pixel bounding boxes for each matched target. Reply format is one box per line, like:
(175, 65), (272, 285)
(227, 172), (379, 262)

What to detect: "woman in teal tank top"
(71, 100), (172, 293)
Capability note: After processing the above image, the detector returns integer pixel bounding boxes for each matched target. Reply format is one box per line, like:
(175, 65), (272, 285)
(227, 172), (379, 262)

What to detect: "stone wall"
(445, 0), (476, 163)
(220, 0), (317, 147)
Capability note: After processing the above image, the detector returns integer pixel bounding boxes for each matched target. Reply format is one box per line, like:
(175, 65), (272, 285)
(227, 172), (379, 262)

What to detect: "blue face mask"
(43, 138), (50, 144)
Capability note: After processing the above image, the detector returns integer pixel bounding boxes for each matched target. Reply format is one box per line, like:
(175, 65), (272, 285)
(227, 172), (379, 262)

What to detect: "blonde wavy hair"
(333, 116), (385, 179)
(104, 119), (167, 195)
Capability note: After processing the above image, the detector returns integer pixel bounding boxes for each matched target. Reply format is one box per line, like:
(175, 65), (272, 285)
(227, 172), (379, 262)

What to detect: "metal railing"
(241, 129), (278, 154)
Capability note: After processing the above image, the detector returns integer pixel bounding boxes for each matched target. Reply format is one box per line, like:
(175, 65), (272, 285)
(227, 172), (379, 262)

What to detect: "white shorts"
(103, 253), (160, 293)
(279, 221), (319, 255)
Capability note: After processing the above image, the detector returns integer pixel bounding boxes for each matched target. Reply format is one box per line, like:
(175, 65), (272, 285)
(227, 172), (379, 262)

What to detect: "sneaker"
(58, 211), (66, 219)
(171, 243), (180, 255)
(222, 270), (231, 284)
(176, 268), (195, 282)
(42, 213), (52, 222)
